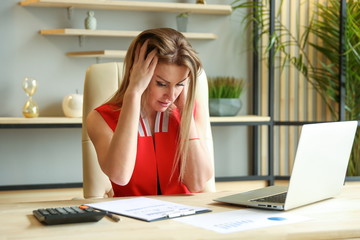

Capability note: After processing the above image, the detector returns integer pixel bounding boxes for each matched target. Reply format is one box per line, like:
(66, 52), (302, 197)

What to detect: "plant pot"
(209, 98), (242, 116)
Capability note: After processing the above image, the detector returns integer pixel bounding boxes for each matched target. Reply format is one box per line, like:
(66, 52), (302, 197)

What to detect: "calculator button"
(84, 207), (95, 212)
(55, 208), (68, 215)
(38, 209), (50, 215)
(71, 206), (85, 213)
(48, 208), (59, 215)
(63, 207), (77, 214)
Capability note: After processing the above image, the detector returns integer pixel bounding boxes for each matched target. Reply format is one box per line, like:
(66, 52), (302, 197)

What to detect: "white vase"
(176, 15), (188, 32)
(85, 11), (97, 30)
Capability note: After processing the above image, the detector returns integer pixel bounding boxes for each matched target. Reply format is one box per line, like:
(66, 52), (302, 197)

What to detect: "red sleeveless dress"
(95, 104), (190, 197)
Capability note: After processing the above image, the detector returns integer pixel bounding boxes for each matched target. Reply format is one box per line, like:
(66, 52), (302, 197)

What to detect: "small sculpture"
(62, 91), (83, 118)
(85, 11), (97, 30)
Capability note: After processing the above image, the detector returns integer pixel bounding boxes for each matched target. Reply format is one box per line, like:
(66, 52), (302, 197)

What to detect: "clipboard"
(85, 197), (211, 222)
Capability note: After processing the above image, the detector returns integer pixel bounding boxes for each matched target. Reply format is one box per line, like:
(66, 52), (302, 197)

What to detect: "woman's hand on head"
(128, 40), (158, 94)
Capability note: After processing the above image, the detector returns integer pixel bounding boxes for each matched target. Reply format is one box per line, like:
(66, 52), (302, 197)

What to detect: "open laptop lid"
(213, 121), (358, 211)
(283, 120), (358, 210)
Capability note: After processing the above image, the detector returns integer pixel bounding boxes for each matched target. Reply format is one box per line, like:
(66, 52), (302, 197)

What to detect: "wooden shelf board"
(19, 0), (232, 15)
(40, 29), (217, 40)
(182, 32), (217, 40)
(210, 115), (271, 123)
(67, 50), (127, 58)
(0, 117), (82, 124)
(0, 116), (270, 125)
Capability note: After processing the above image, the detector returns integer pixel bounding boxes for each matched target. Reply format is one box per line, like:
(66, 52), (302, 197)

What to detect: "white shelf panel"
(0, 116), (270, 125)
(0, 117), (82, 124)
(67, 50), (127, 58)
(40, 29), (217, 40)
(210, 115), (271, 123)
(19, 0), (232, 15)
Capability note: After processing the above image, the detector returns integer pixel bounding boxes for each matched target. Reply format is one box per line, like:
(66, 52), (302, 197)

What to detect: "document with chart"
(175, 209), (310, 234)
(86, 197), (211, 222)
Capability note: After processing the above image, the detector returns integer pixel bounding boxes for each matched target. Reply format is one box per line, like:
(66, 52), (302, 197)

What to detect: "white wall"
(0, 0), (250, 187)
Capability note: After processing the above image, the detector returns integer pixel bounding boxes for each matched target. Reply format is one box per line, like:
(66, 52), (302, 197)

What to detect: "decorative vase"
(62, 93), (83, 118)
(85, 11), (97, 30)
(209, 98), (242, 116)
(176, 14), (188, 32)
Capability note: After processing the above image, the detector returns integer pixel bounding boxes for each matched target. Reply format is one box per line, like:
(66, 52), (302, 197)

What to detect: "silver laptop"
(214, 121), (358, 211)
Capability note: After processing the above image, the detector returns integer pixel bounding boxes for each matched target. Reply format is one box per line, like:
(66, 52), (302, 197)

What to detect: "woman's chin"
(155, 103), (171, 112)
(153, 106), (168, 112)
(159, 107), (170, 112)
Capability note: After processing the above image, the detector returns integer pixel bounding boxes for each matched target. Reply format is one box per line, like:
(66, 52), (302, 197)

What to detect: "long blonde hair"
(108, 28), (202, 182)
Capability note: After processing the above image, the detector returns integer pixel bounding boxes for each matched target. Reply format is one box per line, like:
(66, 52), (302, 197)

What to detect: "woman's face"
(146, 62), (190, 112)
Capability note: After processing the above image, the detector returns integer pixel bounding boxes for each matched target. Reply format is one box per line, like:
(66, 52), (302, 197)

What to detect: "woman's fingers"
(138, 40), (149, 63)
(134, 43), (141, 63)
(148, 53), (158, 73)
(134, 41), (157, 70)
(145, 49), (158, 69)
(128, 41), (158, 94)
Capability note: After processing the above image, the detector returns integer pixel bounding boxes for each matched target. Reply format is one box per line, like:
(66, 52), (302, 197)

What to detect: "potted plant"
(208, 76), (245, 116)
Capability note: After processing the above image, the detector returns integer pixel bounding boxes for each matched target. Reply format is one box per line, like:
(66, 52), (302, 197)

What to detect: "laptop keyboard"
(251, 192), (287, 203)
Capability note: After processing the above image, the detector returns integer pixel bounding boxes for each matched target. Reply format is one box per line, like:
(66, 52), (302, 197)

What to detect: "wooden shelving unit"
(19, 0), (232, 15)
(40, 29), (217, 40)
(21, 0), (228, 59)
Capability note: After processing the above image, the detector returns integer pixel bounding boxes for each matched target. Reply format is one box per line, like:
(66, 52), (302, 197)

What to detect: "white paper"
(175, 209), (310, 234)
(86, 197), (210, 222)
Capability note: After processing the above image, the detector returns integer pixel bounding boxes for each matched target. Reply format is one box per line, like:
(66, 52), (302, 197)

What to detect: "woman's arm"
(87, 91), (142, 186)
(87, 41), (158, 186)
(181, 100), (214, 192)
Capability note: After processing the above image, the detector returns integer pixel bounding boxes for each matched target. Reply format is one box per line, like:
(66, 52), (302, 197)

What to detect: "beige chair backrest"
(82, 62), (215, 199)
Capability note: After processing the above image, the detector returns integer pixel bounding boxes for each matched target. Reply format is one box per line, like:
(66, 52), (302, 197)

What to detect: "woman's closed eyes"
(156, 80), (185, 87)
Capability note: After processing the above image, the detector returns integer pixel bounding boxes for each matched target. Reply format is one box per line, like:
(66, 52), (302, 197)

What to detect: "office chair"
(82, 62), (215, 199)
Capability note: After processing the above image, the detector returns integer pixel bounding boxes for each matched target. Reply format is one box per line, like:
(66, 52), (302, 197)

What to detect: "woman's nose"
(166, 87), (176, 101)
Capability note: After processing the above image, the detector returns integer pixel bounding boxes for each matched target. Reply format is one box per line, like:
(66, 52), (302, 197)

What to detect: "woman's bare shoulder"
(87, 110), (102, 125)
(86, 110), (110, 136)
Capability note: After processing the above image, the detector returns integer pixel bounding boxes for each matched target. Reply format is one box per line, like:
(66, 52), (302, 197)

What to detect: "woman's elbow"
(109, 175), (131, 186)
(186, 172), (213, 193)
(187, 183), (205, 193)
(106, 170), (132, 186)
(186, 180), (208, 193)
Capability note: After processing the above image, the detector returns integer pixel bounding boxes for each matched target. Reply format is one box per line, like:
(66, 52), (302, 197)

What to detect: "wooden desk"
(1, 184), (360, 239)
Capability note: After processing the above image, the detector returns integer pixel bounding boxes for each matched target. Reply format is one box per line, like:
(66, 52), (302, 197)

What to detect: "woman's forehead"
(154, 64), (189, 82)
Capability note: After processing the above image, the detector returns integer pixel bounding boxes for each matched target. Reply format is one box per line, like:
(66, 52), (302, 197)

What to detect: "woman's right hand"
(127, 40), (158, 94)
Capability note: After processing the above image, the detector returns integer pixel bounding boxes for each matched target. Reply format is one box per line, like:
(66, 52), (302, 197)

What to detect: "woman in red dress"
(86, 28), (213, 197)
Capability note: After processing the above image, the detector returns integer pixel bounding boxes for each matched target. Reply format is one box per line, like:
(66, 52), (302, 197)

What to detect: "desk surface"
(1, 184), (360, 240)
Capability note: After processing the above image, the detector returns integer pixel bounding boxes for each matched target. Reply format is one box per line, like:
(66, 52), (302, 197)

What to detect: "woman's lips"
(158, 101), (170, 108)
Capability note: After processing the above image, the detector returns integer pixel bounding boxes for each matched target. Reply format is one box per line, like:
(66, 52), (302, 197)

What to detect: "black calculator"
(33, 206), (106, 225)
